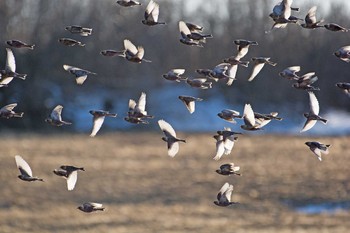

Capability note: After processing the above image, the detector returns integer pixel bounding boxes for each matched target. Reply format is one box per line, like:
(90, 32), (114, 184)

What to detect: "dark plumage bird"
(100, 50), (125, 57)
(301, 92), (327, 132)
(89, 110), (117, 137)
(186, 78), (212, 89)
(214, 182), (239, 207)
(324, 23), (348, 32)
(216, 163), (241, 176)
(6, 40), (35, 49)
(116, 0), (141, 7)
(195, 69), (212, 78)
(65, 25), (92, 36)
(77, 202), (105, 213)
(0, 103), (23, 119)
(58, 38), (85, 47)
(292, 72), (320, 91)
(63, 65), (96, 85)
(334, 46), (350, 63)
(162, 69), (188, 82)
(45, 105), (72, 126)
(185, 22), (203, 32)
(53, 165), (85, 191)
(336, 82), (350, 96)
(305, 141), (331, 161)
(0, 48), (27, 87)
(158, 119), (186, 157)
(142, 0), (165, 26)
(15, 155), (43, 182)
(300, 6), (324, 29)
(178, 95), (203, 114)
(279, 66), (301, 80)
(179, 21), (204, 47)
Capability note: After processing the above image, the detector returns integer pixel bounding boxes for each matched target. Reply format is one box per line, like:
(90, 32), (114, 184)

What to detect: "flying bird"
(53, 165), (85, 191)
(186, 78), (212, 89)
(214, 182), (238, 207)
(292, 72), (320, 91)
(213, 128), (240, 160)
(178, 21), (204, 47)
(45, 105), (72, 126)
(324, 23), (348, 32)
(100, 49), (125, 57)
(6, 40), (35, 49)
(77, 202), (105, 213)
(162, 69), (187, 82)
(15, 155), (43, 182)
(65, 25), (92, 36)
(305, 141), (331, 161)
(0, 48), (27, 87)
(178, 95), (203, 114)
(248, 57), (277, 82)
(116, 0), (141, 7)
(158, 119), (186, 157)
(216, 163), (241, 176)
(240, 103), (262, 131)
(142, 0), (166, 26)
(279, 66), (301, 80)
(335, 82), (350, 96)
(217, 109), (242, 124)
(0, 103), (23, 119)
(125, 92), (154, 125)
(63, 65), (96, 85)
(89, 110), (117, 137)
(300, 6), (324, 29)
(58, 38), (85, 47)
(185, 22), (203, 32)
(233, 39), (258, 60)
(334, 46), (350, 63)
(301, 92), (327, 132)
(119, 39), (151, 63)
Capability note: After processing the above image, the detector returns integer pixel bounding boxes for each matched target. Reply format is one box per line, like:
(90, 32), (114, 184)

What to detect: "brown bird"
(65, 25), (92, 36)
(142, 0), (166, 26)
(116, 0), (141, 7)
(58, 38), (85, 47)
(0, 103), (23, 119)
(324, 23), (348, 32)
(15, 155), (44, 182)
(216, 163), (241, 176)
(89, 110), (117, 137)
(178, 95), (202, 114)
(53, 165), (85, 190)
(77, 202), (105, 213)
(305, 141), (331, 161)
(6, 40), (35, 49)
(45, 105), (72, 126)
(214, 182), (239, 207)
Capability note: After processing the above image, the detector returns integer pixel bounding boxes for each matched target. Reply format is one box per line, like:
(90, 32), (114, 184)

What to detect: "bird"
(45, 105), (72, 126)
(233, 39), (258, 60)
(253, 112), (282, 128)
(292, 72), (320, 91)
(142, 0), (165, 26)
(210, 63), (243, 86)
(216, 163), (242, 176)
(214, 182), (238, 207)
(63, 65), (96, 85)
(195, 69), (213, 78)
(77, 202), (105, 213)
(179, 21), (212, 42)
(0, 103), (23, 119)
(53, 165), (85, 191)
(185, 22), (203, 32)
(300, 6), (324, 29)
(268, 0), (302, 31)
(279, 66), (301, 80)
(301, 92), (327, 132)
(186, 78), (212, 89)
(15, 155), (43, 182)
(178, 21), (204, 47)
(119, 39), (151, 63)
(58, 38), (85, 47)
(125, 92), (154, 125)
(0, 48), (27, 87)
(116, 0), (141, 7)
(217, 109), (242, 124)
(6, 40), (35, 49)
(334, 46), (350, 63)
(240, 103), (263, 131)
(158, 119), (186, 157)
(324, 23), (348, 32)
(305, 141), (331, 161)
(248, 57), (277, 82)
(89, 110), (117, 137)
(162, 69), (188, 82)
(178, 95), (203, 114)
(65, 25), (92, 36)
(213, 129), (239, 161)
(335, 82), (350, 96)
(100, 49), (126, 57)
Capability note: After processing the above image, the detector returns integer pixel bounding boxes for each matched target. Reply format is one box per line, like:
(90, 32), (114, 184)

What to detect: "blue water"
(293, 201), (350, 214)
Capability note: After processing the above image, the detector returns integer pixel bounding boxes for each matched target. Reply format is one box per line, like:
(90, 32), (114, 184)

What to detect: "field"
(0, 132), (349, 233)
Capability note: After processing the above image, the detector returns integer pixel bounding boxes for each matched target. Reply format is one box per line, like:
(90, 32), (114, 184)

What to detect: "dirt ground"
(0, 132), (349, 233)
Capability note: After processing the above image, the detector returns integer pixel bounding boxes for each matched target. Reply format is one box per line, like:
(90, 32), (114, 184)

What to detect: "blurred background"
(0, 0), (349, 135)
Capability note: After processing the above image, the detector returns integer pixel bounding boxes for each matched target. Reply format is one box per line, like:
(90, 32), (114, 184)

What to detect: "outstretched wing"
(15, 155), (33, 177)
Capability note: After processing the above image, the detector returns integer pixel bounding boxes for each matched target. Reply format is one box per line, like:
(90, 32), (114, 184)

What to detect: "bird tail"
(14, 112), (24, 118)
(319, 118), (328, 124)
(142, 58), (152, 63)
(267, 60), (277, 66)
(14, 73), (27, 80)
(27, 44), (35, 50)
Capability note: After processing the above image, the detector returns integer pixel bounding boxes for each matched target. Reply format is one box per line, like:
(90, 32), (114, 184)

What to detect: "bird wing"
(63, 64), (74, 72)
(213, 139), (225, 160)
(150, 1), (159, 22)
(124, 39), (138, 55)
(75, 75), (88, 85)
(136, 92), (147, 114)
(217, 182), (230, 202)
(179, 21), (191, 36)
(243, 103), (255, 127)
(67, 171), (78, 191)
(223, 137), (235, 155)
(308, 92), (319, 115)
(180, 98), (195, 114)
(224, 184), (234, 202)
(311, 148), (322, 161)
(305, 6), (317, 24)
(301, 119), (316, 132)
(136, 46), (145, 60)
(171, 69), (185, 76)
(51, 105), (63, 121)
(5, 48), (16, 72)
(90, 115), (105, 137)
(248, 62), (265, 82)
(158, 119), (177, 138)
(1, 103), (17, 111)
(89, 202), (103, 208)
(167, 141), (179, 157)
(15, 155), (33, 177)
(145, 0), (156, 20)
(128, 99), (137, 111)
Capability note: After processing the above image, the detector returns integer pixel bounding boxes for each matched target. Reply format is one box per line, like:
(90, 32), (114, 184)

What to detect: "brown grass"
(0, 132), (349, 233)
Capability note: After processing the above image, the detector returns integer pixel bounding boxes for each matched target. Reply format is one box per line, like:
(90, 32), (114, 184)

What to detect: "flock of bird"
(1, 0), (349, 211)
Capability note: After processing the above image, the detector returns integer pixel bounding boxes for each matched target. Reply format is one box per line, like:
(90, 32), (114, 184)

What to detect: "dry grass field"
(0, 132), (349, 233)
